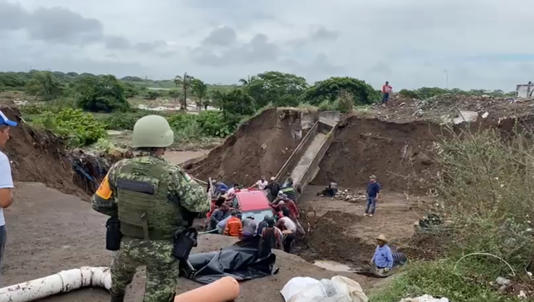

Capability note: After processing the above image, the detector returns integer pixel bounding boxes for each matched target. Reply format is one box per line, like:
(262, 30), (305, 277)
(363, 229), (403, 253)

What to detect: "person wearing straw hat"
(370, 234), (393, 275)
(364, 175), (381, 217)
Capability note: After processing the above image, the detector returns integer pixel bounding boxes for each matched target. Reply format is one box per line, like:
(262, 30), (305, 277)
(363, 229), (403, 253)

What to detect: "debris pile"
(375, 93), (534, 124)
(334, 189), (366, 203)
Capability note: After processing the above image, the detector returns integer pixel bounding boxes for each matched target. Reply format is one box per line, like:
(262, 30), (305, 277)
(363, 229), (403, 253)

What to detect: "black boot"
(110, 293), (124, 302)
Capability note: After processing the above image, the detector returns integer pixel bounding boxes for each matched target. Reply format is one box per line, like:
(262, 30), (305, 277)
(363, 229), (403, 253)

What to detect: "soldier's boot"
(110, 293), (124, 302)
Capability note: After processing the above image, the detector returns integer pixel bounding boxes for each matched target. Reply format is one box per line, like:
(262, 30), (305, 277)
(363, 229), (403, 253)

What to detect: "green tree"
(414, 87), (448, 99)
(121, 82), (141, 98)
(168, 89), (181, 105)
(25, 71), (63, 101)
(398, 89), (420, 99)
(144, 90), (163, 100)
(243, 71), (307, 107)
(303, 77), (379, 105)
(191, 78), (208, 110)
(220, 89), (256, 128)
(73, 75), (129, 112)
(209, 89), (225, 109)
(174, 73), (193, 110)
(0, 72), (28, 90)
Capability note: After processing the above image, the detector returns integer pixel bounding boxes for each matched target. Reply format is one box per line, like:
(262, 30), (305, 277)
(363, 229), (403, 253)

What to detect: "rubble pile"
(373, 93), (534, 124)
(334, 189), (366, 203)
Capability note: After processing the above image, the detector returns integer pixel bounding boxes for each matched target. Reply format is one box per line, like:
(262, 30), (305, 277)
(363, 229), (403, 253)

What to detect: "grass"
(370, 260), (521, 302)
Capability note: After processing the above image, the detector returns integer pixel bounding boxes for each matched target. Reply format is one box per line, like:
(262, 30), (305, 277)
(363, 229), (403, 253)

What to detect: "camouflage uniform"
(92, 156), (209, 302)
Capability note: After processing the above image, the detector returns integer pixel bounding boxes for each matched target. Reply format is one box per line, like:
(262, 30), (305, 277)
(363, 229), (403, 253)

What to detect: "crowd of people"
(206, 176), (303, 254)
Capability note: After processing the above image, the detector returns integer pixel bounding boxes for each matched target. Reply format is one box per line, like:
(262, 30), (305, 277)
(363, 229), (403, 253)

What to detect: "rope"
(453, 252), (516, 277)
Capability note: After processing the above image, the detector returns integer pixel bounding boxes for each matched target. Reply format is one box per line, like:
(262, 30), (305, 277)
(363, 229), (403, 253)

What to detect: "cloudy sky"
(1, 0), (533, 90)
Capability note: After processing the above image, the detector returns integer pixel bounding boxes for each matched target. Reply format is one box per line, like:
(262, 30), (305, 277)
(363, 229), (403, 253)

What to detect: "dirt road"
(1, 182), (373, 301)
(163, 150), (209, 165)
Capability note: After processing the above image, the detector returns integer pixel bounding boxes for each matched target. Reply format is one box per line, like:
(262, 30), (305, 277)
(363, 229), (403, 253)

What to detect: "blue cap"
(0, 110), (18, 127)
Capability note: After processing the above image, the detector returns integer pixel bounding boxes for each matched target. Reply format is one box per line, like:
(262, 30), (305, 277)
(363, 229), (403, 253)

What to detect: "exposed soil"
(1, 106), (85, 197)
(296, 185), (429, 269)
(313, 117), (443, 194)
(185, 108), (318, 186)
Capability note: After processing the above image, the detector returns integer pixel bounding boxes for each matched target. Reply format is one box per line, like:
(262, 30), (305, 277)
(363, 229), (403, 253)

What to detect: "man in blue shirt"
(371, 234), (393, 275)
(365, 175), (381, 217)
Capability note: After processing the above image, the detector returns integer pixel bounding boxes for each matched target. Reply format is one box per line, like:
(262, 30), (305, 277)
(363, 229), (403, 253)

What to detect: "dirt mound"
(185, 108), (318, 186)
(1, 106), (85, 197)
(298, 210), (375, 266)
(313, 116), (443, 193)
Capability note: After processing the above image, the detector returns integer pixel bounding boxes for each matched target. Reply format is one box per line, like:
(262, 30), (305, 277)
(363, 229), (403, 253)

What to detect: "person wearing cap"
(0, 110), (17, 271)
(365, 175), (381, 217)
(371, 234), (393, 274)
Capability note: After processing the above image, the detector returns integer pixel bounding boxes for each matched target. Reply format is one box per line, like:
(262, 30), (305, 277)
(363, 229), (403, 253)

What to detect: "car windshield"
(242, 209), (273, 222)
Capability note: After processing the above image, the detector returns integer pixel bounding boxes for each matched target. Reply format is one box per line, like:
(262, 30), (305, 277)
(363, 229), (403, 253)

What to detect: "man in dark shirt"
(365, 175), (381, 217)
(265, 177), (280, 202)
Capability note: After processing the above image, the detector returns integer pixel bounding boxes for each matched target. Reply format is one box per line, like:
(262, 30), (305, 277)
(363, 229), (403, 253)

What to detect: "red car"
(233, 189), (274, 220)
(207, 189), (274, 221)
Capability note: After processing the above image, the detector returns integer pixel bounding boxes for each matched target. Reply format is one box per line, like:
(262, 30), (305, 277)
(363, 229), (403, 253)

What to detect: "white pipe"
(0, 266), (111, 302)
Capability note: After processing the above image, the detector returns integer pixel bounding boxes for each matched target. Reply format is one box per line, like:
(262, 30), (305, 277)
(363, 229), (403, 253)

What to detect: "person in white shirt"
(0, 110), (17, 271)
(254, 176), (268, 190)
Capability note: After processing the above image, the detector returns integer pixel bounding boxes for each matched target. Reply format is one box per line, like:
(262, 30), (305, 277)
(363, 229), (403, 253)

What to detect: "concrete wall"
(517, 84), (534, 98)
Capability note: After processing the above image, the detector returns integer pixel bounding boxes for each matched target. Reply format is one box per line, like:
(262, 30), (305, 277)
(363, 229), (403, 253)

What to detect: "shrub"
(304, 77), (380, 106)
(399, 89), (420, 99)
(145, 90), (163, 100)
(317, 99), (337, 111)
(25, 71), (63, 101)
(32, 108), (107, 147)
(73, 75), (129, 112)
(336, 90), (354, 113)
(437, 129), (534, 270)
(370, 260), (518, 302)
(99, 110), (151, 130)
(196, 111), (232, 137)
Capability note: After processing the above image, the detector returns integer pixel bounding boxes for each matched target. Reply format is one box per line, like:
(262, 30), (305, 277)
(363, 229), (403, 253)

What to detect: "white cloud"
(1, 0), (534, 90)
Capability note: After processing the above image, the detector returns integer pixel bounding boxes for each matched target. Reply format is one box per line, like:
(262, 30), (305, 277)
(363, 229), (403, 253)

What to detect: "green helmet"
(132, 115), (174, 148)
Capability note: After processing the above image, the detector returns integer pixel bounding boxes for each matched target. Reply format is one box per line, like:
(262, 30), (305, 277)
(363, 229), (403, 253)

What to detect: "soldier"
(92, 115), (209, 302)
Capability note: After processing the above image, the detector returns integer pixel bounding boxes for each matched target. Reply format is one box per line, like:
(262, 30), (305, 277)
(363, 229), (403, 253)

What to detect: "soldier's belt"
(121, 222), (174, 240)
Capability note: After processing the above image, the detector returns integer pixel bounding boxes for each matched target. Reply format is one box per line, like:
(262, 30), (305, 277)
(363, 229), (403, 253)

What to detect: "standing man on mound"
(92, 115), (209, 302)
(365, 175), (381, 217)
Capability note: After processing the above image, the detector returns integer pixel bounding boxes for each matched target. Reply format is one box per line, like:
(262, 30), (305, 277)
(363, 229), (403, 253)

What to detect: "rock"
(518, 290), (527, 299)
(453, 111), (478, 124)
(496, 276), (511, 286)
(400, 294), (449, 302)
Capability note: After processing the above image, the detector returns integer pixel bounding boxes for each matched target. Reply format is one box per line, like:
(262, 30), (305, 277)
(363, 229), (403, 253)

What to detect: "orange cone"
(174, 276), (240, 302)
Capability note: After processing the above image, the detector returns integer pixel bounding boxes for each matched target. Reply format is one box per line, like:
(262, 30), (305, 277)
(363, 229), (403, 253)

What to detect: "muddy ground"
(296, 185), (429, 268)
(2, 182), (379, 301)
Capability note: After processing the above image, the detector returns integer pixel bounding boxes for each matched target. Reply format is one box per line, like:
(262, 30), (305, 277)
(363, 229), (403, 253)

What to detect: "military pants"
(111, 237), (179, 302)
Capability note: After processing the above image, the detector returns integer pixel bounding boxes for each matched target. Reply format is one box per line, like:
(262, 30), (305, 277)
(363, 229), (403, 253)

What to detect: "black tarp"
(181, 238), (278, 284)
